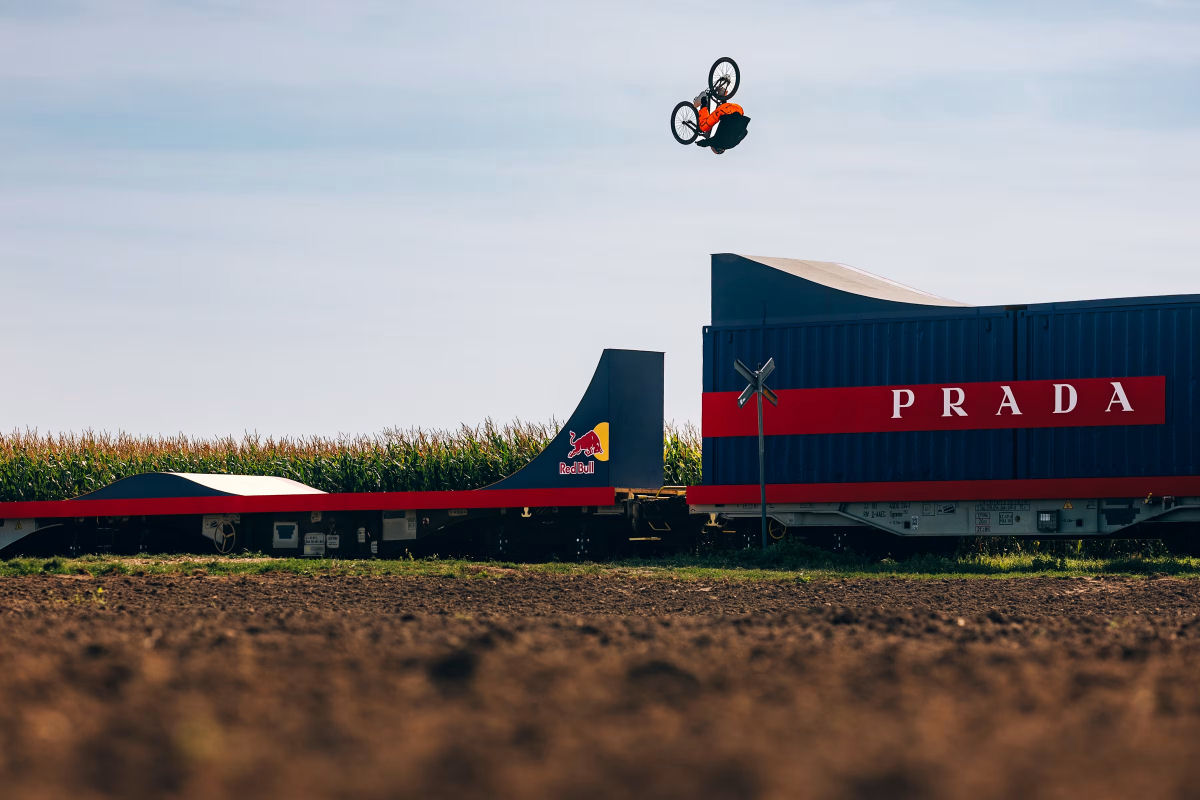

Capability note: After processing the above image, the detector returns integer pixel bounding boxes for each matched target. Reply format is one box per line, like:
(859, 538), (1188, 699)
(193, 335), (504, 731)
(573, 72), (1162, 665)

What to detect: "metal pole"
(757, 386), (767, 551)
(735, 357), (776, 553)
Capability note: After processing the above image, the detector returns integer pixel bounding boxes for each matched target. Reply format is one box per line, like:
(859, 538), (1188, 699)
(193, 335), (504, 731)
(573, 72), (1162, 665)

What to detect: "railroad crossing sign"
(735, 358), (778, 409)
(734, 358), (777, 551)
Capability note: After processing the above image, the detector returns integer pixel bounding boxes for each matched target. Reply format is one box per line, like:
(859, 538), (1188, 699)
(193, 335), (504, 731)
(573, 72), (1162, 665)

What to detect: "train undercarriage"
(4, 489), (1199, 561)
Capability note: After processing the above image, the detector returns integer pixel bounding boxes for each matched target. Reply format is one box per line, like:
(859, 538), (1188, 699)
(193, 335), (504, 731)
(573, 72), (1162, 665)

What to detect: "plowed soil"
(2, 573), (1200, 799)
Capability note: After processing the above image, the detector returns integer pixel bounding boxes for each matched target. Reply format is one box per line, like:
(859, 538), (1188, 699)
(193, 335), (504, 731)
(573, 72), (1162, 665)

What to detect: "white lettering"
(942, 387), (967, 417)
(995, 385), (1022, 415)
(891, 389), (915, 419)
(1053, 383), (1078, 414)
(1106, 381), (1134, 412)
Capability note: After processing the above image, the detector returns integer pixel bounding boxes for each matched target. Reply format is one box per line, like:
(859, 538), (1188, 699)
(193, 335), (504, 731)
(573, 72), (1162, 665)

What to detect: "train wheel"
(738, 524), (758, 550)
(484, 526), (509, 560)
(695, 523), (719, 555)
(574, 520), (594, 561)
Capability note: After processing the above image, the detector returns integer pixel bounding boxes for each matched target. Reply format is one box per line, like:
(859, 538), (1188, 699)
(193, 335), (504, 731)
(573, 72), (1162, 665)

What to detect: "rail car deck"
(2, 254), (1197, 557)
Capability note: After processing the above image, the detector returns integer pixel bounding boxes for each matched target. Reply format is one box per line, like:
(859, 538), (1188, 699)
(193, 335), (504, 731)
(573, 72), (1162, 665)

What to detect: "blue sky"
(2, 0), (1199, 437)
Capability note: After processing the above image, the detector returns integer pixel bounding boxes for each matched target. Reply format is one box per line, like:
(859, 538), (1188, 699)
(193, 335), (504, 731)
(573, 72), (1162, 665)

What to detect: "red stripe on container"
(703, 376), (1166, 437)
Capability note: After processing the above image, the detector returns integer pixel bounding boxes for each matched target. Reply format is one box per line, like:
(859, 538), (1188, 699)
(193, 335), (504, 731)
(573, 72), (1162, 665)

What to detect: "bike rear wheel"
(708, 57), (740, 101)
(671, 101), (699, 144)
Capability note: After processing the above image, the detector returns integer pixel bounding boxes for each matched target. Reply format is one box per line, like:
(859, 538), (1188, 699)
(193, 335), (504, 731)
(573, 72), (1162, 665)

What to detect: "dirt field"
(2, 572), (1200, 799)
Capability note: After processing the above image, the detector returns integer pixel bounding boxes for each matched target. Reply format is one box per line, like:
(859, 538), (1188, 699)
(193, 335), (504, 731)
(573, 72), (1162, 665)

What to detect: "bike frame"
(674, 76), (734, 142)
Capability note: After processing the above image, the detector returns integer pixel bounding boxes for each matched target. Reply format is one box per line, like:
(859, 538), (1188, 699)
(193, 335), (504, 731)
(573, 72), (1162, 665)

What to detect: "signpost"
(735, 357), (778, 550)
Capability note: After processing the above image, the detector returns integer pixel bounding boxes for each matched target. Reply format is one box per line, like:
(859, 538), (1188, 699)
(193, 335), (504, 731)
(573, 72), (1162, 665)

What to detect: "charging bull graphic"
(568, 429), (604, 459)
(559, 422), (610, 475)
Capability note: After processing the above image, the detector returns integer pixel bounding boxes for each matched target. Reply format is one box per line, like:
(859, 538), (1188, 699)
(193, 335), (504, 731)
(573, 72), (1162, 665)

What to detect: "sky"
(2, 0), (1199, 438)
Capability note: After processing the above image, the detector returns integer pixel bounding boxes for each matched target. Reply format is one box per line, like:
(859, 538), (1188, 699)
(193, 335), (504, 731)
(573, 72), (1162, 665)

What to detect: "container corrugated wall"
(703, 296), (1200, 489)
(703, 310), (1017, 485)
(1018, 299), (1200, 480)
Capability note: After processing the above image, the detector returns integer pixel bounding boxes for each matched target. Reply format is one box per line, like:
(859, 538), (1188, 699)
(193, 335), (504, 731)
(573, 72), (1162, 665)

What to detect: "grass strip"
(4, 547), (1200, 581)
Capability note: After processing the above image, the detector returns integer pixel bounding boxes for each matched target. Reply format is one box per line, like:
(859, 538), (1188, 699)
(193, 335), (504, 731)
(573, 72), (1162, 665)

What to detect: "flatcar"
(2, 255), (1197, 557)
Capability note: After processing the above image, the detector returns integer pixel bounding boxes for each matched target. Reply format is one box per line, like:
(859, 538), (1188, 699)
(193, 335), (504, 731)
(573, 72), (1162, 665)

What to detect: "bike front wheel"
(708, 57), (740, 101)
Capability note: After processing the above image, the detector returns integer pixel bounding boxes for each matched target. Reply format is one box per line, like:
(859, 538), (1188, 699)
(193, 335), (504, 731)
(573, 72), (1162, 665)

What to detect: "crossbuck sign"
(735, 358), (778, 551)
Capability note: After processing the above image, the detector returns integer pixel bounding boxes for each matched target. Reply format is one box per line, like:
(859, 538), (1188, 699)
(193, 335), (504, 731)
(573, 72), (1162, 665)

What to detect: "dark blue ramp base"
(488, 349), (664, 491)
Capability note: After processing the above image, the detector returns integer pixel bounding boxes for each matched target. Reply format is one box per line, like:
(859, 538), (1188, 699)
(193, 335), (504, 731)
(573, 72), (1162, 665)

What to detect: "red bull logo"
(567, 429), (604, 459)
(559, 422), (609, 475)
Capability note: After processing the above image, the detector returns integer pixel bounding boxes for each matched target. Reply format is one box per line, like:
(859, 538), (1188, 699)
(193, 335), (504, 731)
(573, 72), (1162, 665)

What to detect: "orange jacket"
(698, 102), (743, 134)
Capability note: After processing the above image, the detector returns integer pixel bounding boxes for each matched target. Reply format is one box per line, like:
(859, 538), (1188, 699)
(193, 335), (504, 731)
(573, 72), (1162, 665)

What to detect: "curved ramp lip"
(166, 473), (326, 496)
(738, 255), (967, 308)
(74, 472), (325, 500)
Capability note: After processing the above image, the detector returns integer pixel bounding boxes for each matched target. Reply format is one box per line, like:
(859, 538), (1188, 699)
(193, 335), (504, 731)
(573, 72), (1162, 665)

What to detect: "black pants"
(701, 113), (751, 150)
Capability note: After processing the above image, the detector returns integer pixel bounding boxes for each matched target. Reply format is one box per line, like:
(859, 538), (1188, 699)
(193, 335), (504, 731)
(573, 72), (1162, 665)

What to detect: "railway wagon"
(2, 253), (1198, 558)
(0, 350), (688, 559)
(689, 254), (1200, 543)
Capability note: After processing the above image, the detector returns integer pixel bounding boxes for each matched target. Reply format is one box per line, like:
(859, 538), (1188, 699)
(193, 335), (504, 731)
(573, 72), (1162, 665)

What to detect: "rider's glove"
(693, 91), (708, 107)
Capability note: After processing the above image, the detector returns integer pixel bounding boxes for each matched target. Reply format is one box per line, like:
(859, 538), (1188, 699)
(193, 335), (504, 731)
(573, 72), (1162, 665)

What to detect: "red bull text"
(559, 425), (608, 476)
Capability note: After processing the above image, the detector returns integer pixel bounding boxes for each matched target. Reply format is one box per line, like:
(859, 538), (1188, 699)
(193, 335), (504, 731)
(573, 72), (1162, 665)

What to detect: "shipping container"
(701, 254), (1200, 494)
(703, 311), (1017, 485)
(1017, 298), (1200, 480)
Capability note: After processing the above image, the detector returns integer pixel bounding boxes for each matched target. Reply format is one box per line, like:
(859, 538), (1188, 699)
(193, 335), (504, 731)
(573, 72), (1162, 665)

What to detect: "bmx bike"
(671, 57), (741, 146)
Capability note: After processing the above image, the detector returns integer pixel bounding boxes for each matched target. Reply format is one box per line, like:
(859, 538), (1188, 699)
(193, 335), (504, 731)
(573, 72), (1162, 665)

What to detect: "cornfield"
(0, 423), (703, 502)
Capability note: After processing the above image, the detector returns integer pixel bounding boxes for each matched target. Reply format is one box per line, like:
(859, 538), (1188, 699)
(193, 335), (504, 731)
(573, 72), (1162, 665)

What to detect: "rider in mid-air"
(693, 89), (746, 155)
(670, 58), (749, 154)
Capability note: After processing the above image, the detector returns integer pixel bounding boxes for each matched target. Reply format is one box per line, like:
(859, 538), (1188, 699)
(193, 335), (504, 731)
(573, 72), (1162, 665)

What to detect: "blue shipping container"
(1017, 298), (1200, 480)
(703, 254), (1200, 489)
